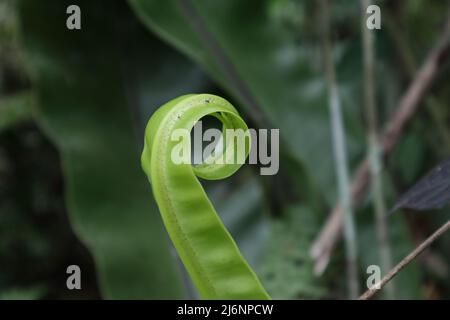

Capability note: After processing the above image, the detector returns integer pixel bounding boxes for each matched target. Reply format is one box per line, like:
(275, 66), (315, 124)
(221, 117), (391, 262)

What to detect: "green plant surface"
(141, 93), (270, 299)
(17, 0), (186, 299)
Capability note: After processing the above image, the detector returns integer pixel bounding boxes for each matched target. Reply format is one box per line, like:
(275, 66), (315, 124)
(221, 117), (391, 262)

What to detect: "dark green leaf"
(17, 0), (187, 299)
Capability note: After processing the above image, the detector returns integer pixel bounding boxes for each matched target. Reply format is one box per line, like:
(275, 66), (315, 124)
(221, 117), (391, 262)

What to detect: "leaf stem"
(359, 220), (450, 300)
(361, 0), (395, 299)
(319, 0), (359, 299)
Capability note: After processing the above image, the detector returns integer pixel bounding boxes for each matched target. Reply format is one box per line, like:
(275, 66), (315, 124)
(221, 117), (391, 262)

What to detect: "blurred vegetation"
(0, 0), (449, 299)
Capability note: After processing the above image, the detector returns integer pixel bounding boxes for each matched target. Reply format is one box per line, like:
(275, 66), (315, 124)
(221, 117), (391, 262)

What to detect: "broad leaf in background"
(17, 0), (187, 298)
(128, 0), (365, 205)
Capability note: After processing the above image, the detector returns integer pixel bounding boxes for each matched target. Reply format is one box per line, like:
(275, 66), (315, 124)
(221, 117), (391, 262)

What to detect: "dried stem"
(384, 10), (450, 149)
(359, 220), (450, 300)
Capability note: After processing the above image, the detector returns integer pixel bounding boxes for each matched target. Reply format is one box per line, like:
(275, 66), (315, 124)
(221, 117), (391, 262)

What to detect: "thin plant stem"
(361, 0), (395, 299)
(359, 220), (450, 300)
(319, 0), (359, 299)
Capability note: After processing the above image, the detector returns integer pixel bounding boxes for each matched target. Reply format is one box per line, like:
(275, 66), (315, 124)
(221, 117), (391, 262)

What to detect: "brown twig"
(311, 16), (450, 275)
(384, 9), (450, 151)
(359, 220), (450, 300)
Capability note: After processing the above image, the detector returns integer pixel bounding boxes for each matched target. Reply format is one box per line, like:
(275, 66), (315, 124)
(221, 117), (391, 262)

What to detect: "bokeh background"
(0, 0), (449, 299)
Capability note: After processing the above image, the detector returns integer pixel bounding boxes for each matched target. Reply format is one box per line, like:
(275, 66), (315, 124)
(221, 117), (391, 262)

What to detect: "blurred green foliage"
(0, 0), (449, 299)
